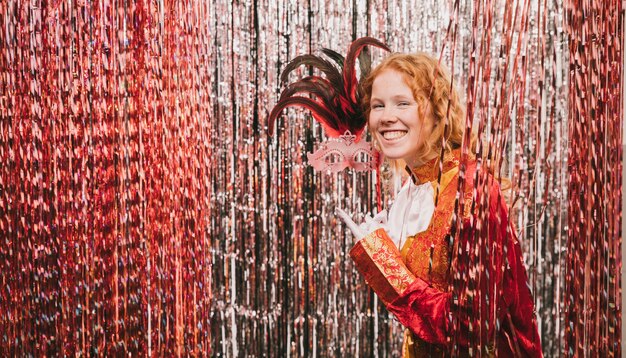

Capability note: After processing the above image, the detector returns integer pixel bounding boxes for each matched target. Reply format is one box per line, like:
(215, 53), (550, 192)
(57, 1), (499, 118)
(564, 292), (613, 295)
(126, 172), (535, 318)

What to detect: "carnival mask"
(268, 37), (390, 172)
(307, 131), (380, 173)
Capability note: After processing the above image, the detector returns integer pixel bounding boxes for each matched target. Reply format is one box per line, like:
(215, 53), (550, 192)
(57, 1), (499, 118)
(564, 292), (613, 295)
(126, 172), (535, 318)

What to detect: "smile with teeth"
(381, 130), (408, 140)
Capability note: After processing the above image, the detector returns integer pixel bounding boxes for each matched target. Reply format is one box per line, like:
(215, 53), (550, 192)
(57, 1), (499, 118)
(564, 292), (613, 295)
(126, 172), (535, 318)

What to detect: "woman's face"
(368, 69), (434, 167)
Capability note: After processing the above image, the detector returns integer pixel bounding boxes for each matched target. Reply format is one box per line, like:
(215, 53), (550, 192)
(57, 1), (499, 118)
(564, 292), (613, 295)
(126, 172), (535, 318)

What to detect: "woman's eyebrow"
(391, 94), (413, 100)
(370, 94), (413, 102)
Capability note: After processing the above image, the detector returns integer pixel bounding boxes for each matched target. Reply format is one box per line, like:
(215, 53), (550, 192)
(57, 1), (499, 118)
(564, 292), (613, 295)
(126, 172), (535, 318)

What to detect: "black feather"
(268, 36), (390, 139)
(279, 54), (342, 86)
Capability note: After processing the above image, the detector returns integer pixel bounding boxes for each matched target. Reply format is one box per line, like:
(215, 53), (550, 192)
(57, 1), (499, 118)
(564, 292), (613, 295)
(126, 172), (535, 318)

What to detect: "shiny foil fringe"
(564, 0), (622, 356)
(0, 0), (621, 356)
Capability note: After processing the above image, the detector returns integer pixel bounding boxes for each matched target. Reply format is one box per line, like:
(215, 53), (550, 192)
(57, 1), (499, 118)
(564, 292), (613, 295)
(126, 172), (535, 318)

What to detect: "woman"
(337, 53), (542, 357)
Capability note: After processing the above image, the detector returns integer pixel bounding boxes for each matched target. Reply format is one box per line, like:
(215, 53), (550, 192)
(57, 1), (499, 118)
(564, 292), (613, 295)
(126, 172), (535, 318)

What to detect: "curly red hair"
(362, 52), (470, 165)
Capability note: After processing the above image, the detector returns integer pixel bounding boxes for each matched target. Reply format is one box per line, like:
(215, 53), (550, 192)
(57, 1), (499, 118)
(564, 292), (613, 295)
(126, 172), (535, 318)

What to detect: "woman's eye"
(398, 102), (409, 106)
(372, 104), (383, 109)
(353, 151), (372, 162)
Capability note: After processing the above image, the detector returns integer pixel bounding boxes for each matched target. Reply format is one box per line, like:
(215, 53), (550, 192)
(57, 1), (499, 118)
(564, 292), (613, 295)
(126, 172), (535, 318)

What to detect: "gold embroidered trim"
(350, 228), (416, 304)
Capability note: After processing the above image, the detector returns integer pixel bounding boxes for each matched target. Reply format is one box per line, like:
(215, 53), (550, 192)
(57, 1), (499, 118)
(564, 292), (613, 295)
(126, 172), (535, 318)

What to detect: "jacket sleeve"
(349, 188), (542, 356)
(349, 227), (451, 344)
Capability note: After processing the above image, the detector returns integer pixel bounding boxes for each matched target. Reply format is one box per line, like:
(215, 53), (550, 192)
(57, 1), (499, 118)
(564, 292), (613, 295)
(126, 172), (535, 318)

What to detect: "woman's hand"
(336, 208), (387, 242)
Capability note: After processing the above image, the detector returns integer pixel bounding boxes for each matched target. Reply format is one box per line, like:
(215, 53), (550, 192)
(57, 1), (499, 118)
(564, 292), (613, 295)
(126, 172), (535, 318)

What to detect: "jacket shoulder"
(457, 160), (508, 220)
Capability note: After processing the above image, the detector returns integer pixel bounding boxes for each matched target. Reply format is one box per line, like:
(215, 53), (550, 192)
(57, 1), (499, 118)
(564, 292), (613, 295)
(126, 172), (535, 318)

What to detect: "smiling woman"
(337, 52), (544, 356)
(362, 53), (466, 169)
(367, 69), (435, 168)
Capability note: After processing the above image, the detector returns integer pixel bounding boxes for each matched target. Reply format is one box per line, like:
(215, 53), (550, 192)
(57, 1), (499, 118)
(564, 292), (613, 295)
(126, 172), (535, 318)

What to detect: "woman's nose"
(380, 108), (397, 124)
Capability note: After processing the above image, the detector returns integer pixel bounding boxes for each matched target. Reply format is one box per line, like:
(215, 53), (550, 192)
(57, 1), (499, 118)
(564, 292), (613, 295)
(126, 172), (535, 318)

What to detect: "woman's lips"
(381, 130), (408, 141)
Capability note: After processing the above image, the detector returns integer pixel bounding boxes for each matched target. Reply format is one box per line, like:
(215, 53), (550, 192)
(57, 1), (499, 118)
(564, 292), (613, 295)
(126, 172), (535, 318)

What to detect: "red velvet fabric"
(385, 179), (543, 357)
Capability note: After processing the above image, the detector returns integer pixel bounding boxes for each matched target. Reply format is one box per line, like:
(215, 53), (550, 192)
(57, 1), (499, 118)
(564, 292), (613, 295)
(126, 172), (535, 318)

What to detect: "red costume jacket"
(350, 152), (542, 357)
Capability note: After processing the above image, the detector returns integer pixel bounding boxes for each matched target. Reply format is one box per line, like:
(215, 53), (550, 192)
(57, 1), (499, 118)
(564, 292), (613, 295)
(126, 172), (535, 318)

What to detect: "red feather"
(268, 37), (390, 140)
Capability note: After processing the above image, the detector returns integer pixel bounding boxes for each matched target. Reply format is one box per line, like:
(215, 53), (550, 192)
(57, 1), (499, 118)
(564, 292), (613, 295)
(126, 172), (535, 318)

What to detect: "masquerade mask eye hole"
(353, 150), (373, 163)
(323, 151), (345, 164)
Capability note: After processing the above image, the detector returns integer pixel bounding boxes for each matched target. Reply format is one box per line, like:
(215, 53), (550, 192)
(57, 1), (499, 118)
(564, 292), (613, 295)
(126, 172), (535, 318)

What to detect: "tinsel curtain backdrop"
(0, 0), (622, 356)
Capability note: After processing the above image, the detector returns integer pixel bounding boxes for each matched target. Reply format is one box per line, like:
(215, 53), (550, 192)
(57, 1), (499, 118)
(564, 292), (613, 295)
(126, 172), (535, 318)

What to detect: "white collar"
(386, 178), (436, 250)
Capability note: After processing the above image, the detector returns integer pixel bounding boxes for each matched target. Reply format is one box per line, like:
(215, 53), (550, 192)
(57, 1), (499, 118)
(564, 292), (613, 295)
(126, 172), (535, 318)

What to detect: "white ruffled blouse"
(386, 178), (436, 250)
